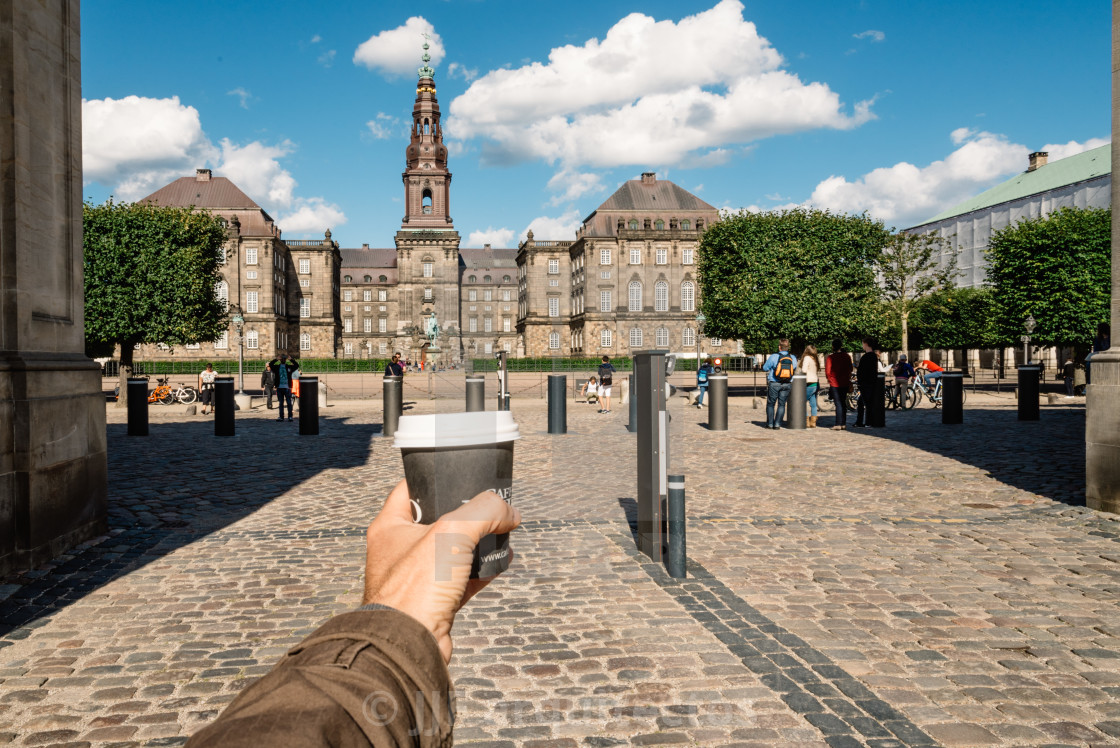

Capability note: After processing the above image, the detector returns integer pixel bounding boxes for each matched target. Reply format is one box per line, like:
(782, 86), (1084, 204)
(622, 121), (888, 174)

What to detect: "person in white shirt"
(198, 363), (216, 415)
(580, 375), (599, 405)
(800, 345), (821, 427)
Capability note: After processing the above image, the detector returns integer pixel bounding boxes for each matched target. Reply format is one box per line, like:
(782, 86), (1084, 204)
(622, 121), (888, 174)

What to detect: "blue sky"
(81, 0), (1110, 248)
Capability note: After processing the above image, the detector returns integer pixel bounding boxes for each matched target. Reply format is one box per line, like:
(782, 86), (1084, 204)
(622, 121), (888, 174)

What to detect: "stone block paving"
(2, 393), (1119, 746)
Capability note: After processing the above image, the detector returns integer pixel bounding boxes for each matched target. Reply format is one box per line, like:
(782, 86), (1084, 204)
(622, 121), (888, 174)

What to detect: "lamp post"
(696, 312), (706, 363)
(1022, 314), (1036, 365)
(230, 304), (245, 395)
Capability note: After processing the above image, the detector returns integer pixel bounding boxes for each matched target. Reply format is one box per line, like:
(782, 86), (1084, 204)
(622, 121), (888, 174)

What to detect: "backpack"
(774, 353), (795, 383)
(697, 366), (709, 384)
(598, 364), (613, 386)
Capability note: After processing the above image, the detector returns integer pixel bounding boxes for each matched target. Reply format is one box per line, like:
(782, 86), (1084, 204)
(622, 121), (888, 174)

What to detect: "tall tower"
(395, 41), (462, 362)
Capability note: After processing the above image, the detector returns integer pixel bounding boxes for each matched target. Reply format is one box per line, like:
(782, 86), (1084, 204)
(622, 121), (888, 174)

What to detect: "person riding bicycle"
(915, 358), (944, 386)
(892, 355), (915, 407)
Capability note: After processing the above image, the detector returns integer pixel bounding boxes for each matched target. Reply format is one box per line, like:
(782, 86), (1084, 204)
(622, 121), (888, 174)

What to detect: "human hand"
(363, 480), (521, 663)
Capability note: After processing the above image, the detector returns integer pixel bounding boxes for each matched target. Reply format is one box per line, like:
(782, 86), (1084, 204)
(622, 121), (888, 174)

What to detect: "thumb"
(374, 480), (415, 525)
(439, 490), (521, 546)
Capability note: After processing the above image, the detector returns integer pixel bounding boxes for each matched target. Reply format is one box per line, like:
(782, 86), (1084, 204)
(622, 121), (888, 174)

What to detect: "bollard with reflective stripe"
(383, 376), (402, 437)
(126, 378), (149, 436)
(299, 377), (319, 435)
(465, 375), (485, 412)
(666, 475), (687, 579)
(214, 377), (235, 436)
(941, 372), (964, 425)
(1017, 365), (1041, 421)
(628, 374), (638, 433)
(787, 374), (807, 429)
(547, 375), (567, 434)
(708, 373), (728, 431)
(870, 373), (887, 427)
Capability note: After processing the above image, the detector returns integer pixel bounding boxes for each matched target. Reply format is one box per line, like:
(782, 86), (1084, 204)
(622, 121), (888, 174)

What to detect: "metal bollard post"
(708, 373), (728, 431)
(1017, 365), (1041, 421)
(214, 377), (235, 436)
(628, 374), (638, 433)
(383, 375), (402, 437)
(941, 372), (964, 425)
(666, 474), (686, 579)
(465, 375), (485, 412)
(126, 378), (149, 436)
(787, 374), (807, 429)
(870, 373), (887, 427)
(547, 375), (567, 434)
(299, 376), (319, 435)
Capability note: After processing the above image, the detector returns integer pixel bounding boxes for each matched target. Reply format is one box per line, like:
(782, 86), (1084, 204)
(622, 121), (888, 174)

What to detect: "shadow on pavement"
(0, 415), (380, 639)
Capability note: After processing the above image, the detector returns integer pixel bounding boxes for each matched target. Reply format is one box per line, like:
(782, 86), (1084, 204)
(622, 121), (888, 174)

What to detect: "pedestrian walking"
(800, 345), (821, 427)
(892, 354), (915, 408)
(597, 356), (616, 413)
(695, 355), (713, 408)
(385, 352), (404, 378)
(854, 337), (878, 428)
(825, 339), (853, 430)
(762, 338), (797, 429)
(198, 363), (216, 415)
(1062, 356), (1076, 398)
(260, 366), (275, 409)
(269, 354), (299, 422)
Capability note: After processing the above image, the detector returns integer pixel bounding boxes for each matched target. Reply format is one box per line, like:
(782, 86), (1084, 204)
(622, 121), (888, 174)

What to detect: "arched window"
(300, 332), (311, 351)
(424, 118), (430, 134)
(654, 281), (669, 312)
(655, 219), (664, 230)
(628, 220), (639, 230)
(655, 327), (669, 347)
(682, 327), (695, 347)
(343, 275), (352, 283)
(549, 332), (560, 350)
(363, 275), (372, 282)
(421, 189), (433, 214)
(379, 275), (388, 283)
(484, 275), (492, 283)
(468, 275), (477, 283)
(680, 219), (691, 230)
(628, 281), (642, 312)
(681, 281), (695, 312)
(215, 280), (229, 311)
(630, 328), (643, 348)
(503, 275), (511, 283)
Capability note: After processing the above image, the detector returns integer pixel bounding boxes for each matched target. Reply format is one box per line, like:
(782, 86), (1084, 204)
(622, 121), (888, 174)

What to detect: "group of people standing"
(197, 355), (301, 421)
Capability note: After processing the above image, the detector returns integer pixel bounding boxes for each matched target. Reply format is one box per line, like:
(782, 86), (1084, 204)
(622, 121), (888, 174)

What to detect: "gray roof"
(340, 248), (397, 268)
(460, 247), (518, 269)
(595, 179), (717, 213)
(141, 175), (262, 212)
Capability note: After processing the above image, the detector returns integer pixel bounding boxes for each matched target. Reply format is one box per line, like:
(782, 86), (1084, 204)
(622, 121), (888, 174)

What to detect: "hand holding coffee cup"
(363, 479), (521, 663)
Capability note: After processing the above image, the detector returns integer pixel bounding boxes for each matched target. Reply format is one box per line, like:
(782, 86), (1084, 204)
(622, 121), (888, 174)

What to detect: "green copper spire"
(418, 39), (435, 79)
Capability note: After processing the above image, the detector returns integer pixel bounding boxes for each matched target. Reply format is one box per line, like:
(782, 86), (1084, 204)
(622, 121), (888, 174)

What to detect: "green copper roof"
(915, 143), (1111, 226)
(418, 41), (435, 79)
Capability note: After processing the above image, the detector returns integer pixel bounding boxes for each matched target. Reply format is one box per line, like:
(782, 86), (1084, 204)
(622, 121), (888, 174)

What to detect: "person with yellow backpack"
(762, 338), (798, 430)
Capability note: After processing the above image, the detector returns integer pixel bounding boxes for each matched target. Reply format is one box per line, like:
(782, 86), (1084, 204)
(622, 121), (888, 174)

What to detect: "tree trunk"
(900, 311), (909, 358)
(959, 347), (970, 376)
(116, 341), (135, 409)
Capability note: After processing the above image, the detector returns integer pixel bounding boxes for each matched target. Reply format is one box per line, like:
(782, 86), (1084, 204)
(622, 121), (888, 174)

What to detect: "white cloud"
(276, 198), (347, 235)
(802, 130), (1111, 228)
(227, 87), (251, 109)
(310, 34), (322, 44)
(853, 30), (885, 42)
(447, 62), (479, 81)
(318, 49), (337, 67)
(467, 227), (516, 246)
(366, 113), (400, 140)
(1041, 136), (1111, 161)
(546, 170), (604, 205)
(522, 209), (583, 241)
(353, 17), (444, 77)
(449, 0), (873, 173)
(214, 138), (297, 210)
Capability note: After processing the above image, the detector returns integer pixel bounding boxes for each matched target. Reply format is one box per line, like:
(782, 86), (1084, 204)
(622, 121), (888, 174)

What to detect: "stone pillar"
(0, 0), (108, 574)
(1086, 14), (1120, 514)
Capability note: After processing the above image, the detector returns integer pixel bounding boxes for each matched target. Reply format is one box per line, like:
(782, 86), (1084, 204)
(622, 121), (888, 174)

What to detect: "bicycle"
(171, 382), (199, 404)
(910, 374), (967, 408)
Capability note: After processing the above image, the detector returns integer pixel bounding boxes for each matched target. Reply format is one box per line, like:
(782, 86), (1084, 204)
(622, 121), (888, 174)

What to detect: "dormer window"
(628, 220), (639, 230)
(344, 275), (352, 283)
(364, 275), (372, 282)
(655, 219), (665, 230)
(680, 219), (691, 230)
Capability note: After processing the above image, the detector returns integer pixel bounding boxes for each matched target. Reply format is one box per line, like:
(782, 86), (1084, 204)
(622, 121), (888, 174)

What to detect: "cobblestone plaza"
(2, 391), (1120, 747)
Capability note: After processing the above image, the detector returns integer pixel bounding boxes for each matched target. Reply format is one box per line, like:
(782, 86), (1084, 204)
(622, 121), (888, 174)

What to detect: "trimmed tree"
(910, 287), (997, 371)
(84, 200), (230, 406)
(697, 208), (890, 351)
(877, 231), (957, 353)
(986, 206), (1111, 353)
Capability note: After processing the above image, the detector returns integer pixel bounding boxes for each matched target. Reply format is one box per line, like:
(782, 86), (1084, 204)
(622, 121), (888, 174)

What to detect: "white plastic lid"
(393, 410), (521, 449)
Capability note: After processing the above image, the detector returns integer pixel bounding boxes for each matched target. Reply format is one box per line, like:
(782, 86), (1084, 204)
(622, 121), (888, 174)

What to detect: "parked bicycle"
(113, 376), (197, 405)
(909, 373), (967, 409)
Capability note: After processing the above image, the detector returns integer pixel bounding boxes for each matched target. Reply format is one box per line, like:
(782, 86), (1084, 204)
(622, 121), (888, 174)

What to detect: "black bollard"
(299, 376), (319, 435)
(628, 374), (638, 433)
(870, 373), (887, 427)
(126, 378), (149, 436)
(788, 374), (807, 429)
(214, 377), (235, 436)
(941, 372), (964, 424)
(708, 373), (728, 431)
(666, 475), (687, 579)
(465, 375), (485, 412)
(547, 375), (567, 434)
(383, 375), (402, 437)
(1017, 365), (1041, 421)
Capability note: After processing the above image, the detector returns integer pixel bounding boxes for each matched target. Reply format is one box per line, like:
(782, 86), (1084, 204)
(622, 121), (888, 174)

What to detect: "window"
(378, 290), (387, 301)
(601, 271), (611, 279)
(656, 247), (667, 265)
(682, 327), (695, 347)
(246, 291), (258, 313)
(469, 317), (477, 333)
(548, 259), (559, 274)
(628, 281), (642, 312)
(484, 275), (492, 283)
(601, 329), (612, 348)
(630, 328), (643, 348)
(502, 289), (511, 301)
(344, 275), (352, 282)
(344, 290), (353, 302)
(378, 318), (387, 333)
(214, 331), (228, 349)
(681, 281), (695, 312)
(300, 298), (310, 318)
(246, 247), (258, 265)
(549, 332), (560, 350)
(484, 317), (493, 333)
(365, 306), (372, 312)
(549, 279), (559, 287)
(656, 327), (669, 347)
(484, 290), (492, 302)
(469, 275), (476, 283)
(299, 258), (310, 274)
(681, 220), (691, 230)
(300, 333), (311, 351)
(682, 248), (694, 265)
(246, 330), (259, 349)
(654, 281), (669, 312)
(548, 298), (559, 317)
(378, 342), (387, 355)
(344, 341), (353, 355)
(628, 220), (639, 230)
(421, 189), (432, 214)
(423, 262), (433, 278)
(600, 290), (612, 312)
(215, 280), (229, 310)
(379, 275), (387, 282)
(300, 279), (309, 288)
(186, 343), (200, 350)
(364, 318), (372, 333)
(503, 342), (512, 353)
(344, 318), (353, 333)
(710, 337), (722, 347)
(363, 290), (372, 302)
(484, 342), (493, 354)
(364, 275), (372, 283)
(655, 219), (664, 230)
(600, 248), (611, 265)
(469, 290), (477, 302)
(503, 317), (511, 332)
(630, 246), (641, 264)
(503, 275), (511, 283)
(246, 270), (257, 280)
(423, 288), (433, 301)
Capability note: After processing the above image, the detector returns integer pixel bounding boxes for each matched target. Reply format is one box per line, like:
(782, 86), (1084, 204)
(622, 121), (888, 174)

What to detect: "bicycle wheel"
(961, 387), (968, 405)
(902, 387), (918, 410)
(180, 387), (198, 404)
(847, 391), (860, 411)
(816, 389), (833, 412)
(159, 389), (174, 405)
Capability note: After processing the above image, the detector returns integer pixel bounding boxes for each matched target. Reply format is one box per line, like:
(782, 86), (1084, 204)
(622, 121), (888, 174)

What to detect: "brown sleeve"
(186, 609), (454, 748)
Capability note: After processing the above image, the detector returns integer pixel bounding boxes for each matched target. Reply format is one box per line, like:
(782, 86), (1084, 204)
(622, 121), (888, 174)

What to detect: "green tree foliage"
(910, 287), (996, 350)
(697, 208), (890, 351)
(986, 206), (1111, 350)
(84, 199), (229, 404)
(877, 232), (957, 352)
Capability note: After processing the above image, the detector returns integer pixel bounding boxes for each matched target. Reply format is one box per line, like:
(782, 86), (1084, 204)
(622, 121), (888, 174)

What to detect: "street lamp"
(696, 312), (706, 363)
(229, 304), (245, 394)
(1022, 314), (1037, 365)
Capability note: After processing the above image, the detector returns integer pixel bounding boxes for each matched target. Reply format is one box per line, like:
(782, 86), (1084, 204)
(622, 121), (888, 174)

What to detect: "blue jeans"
(766, 381), (791, 427)
(696, 384), (708, 405)
(277, 388), (293, 419)
(830, 385), (848, 427)
(807, 383), (819, 417)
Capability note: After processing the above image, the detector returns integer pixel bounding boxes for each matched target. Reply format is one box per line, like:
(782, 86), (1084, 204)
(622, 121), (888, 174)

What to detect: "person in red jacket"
(825, 338), (854, 430)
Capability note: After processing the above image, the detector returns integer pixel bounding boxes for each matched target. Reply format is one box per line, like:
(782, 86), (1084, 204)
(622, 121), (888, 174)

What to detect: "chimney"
(484, 243), (491, 250)
(641, 172), (656, 184)
(1028, 151), (1048, 172)
(195, 168), (212, 181)
(362, 243), (369, 249)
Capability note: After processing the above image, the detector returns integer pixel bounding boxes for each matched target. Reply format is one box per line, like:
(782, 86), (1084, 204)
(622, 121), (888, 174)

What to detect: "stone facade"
(0, 0), (107, 574)
(517, 233), (574, 356)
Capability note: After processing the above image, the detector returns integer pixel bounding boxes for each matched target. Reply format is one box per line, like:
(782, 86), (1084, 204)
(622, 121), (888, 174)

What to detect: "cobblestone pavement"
(3, 393), (1119, 747)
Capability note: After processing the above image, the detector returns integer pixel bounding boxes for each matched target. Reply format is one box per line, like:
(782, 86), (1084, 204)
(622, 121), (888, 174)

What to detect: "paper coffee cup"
(393, 411), (520, 578)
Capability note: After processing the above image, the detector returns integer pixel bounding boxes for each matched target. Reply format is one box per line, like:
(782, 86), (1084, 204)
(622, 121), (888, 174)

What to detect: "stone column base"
(1087, 351), (1120, 514)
